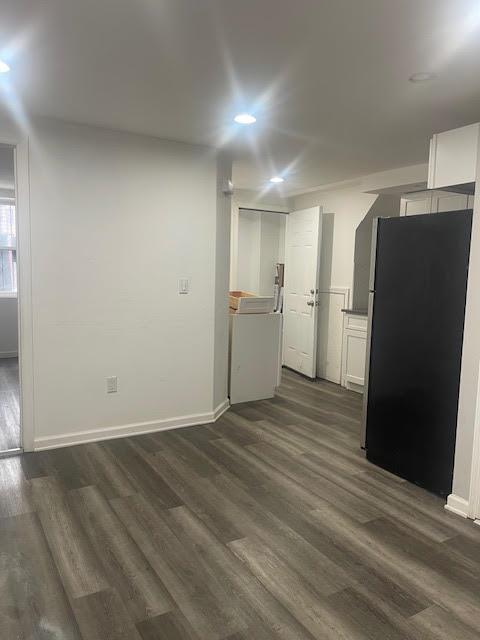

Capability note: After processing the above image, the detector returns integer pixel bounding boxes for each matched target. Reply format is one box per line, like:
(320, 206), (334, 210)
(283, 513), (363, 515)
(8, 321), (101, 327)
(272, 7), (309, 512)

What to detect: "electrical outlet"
(106, 376), (118, 393)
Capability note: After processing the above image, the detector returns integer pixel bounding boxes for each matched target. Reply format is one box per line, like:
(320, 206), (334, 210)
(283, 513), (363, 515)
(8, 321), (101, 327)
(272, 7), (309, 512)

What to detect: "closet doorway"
(0, 144), (20, 454)
(231, 207), (287, 298)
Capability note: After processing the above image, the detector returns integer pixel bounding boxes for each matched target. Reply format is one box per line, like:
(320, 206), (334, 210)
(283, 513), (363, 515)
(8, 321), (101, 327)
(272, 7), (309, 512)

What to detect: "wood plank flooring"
(0, 357), (20, 451)
(1, 368), (480, 639)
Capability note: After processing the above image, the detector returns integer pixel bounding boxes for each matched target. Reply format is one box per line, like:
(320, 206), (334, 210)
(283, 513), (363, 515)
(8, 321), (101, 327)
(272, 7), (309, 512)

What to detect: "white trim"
(317, 287), (350, 385)
(16, 136), (35, 451)
(445, 493), (469, 518)
(0, 351), (18, 358)
(0, 292), (18, 299)
(0, 129), (35, 452)
(34, 400), (231, 451)
(320, 286), (350, 302)
(213, 398), (230, 420)
(345, 380), (364, 394)
(427, 136), (437, 189)
(233, 190), (290, 213)
(318, 287), (350, 321)
(467, 361), (480, 519)
(346, 374), (364, 385)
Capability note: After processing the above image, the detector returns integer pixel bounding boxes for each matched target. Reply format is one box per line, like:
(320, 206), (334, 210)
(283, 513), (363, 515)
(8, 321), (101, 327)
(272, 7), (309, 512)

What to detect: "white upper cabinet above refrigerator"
(428, 123), (480, 190)
(400, 190), (474, 216)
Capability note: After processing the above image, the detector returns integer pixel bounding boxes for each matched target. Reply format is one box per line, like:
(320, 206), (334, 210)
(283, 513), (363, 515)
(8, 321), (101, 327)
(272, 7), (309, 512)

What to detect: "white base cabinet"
(400, 190), (474, 217)
(342, 313), (367, 393)
(229, 313), (282, 404)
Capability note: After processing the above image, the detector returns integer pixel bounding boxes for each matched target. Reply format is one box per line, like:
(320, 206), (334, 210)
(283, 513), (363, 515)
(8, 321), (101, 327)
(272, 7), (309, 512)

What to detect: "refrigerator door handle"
(360, 218), (380, 451)
(369, 218), (380, 292)
(360, 291), (375, 450)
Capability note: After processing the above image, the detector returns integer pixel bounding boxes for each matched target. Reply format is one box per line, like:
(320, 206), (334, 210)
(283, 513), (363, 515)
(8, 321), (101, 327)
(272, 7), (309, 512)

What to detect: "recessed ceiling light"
(234, 113), (256, 125)
(409, 72), (436, 83)
(270, 176), (284, 184)
(0, 60), (10, 73)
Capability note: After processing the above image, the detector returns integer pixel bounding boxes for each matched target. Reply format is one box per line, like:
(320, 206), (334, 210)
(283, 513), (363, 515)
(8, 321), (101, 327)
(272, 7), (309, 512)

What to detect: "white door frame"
(1, 127), (35, 451)
(468, 362), (480, 523)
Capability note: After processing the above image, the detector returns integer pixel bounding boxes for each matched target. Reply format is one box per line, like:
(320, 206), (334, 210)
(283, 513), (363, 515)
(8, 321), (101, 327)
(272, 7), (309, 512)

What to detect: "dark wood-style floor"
(1, 369), (480, 639)
(0, 357), (20, 451)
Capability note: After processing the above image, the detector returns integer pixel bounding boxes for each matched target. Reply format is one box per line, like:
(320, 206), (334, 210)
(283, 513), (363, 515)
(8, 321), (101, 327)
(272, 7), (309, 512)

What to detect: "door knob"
(307, 300), (314, 306)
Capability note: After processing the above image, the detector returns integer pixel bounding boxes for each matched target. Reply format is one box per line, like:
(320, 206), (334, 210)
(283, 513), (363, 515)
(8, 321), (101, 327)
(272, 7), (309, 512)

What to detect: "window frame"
(0, 200), (17, 295)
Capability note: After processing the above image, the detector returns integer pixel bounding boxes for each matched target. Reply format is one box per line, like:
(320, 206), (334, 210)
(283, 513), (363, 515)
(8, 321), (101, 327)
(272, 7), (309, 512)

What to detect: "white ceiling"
(1, 0), (480, 194)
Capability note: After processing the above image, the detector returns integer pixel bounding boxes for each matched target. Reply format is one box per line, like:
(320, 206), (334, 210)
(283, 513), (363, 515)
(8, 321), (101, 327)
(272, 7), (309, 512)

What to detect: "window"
(0, 201), (17, 294)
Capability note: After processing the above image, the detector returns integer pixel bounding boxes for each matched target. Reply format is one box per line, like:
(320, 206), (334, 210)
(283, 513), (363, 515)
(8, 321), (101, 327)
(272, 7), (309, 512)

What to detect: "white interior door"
(283, 206), (322, 378)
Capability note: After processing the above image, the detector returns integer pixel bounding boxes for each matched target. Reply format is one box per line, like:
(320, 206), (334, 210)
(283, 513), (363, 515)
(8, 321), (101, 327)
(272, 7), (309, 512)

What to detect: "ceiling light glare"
(234, 113), (256, 125)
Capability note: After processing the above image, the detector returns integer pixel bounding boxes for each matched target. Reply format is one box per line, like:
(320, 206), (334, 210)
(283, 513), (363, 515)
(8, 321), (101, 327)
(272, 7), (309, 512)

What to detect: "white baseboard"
(34, 398), (231, 451)
(213, 398), (230, 420)
(0, 351), (18, 358)
(445, 493), (469, 518)
(345, 380), (364, 395)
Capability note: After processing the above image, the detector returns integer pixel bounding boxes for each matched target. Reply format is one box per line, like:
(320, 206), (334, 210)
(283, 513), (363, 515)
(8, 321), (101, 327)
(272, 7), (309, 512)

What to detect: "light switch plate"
(106, 376), (118, 393)
(179, 278), (190, 294)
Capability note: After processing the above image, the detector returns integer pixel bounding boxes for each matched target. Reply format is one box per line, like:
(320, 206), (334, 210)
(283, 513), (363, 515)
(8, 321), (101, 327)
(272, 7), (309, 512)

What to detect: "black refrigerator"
(361, 210), (472, 497)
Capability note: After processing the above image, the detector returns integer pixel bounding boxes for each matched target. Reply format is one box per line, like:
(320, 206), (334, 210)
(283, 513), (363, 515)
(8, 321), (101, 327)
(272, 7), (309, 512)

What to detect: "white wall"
(352, 194), (401, 310)
(213, 154), (232, 411)
(291, 187), (377, 295)
(289, 163), (427, 293)
(236, 211), (261, 293)
(0, 117), (231, 448)
(258, 212), (286, 297)
(0, 297), (18, 357)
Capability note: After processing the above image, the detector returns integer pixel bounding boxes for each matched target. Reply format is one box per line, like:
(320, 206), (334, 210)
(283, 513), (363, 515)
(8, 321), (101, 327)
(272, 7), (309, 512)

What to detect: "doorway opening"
(0, 144), (20, 454)
(231, 207), (287, 298)
(228, 206), (287, 405)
